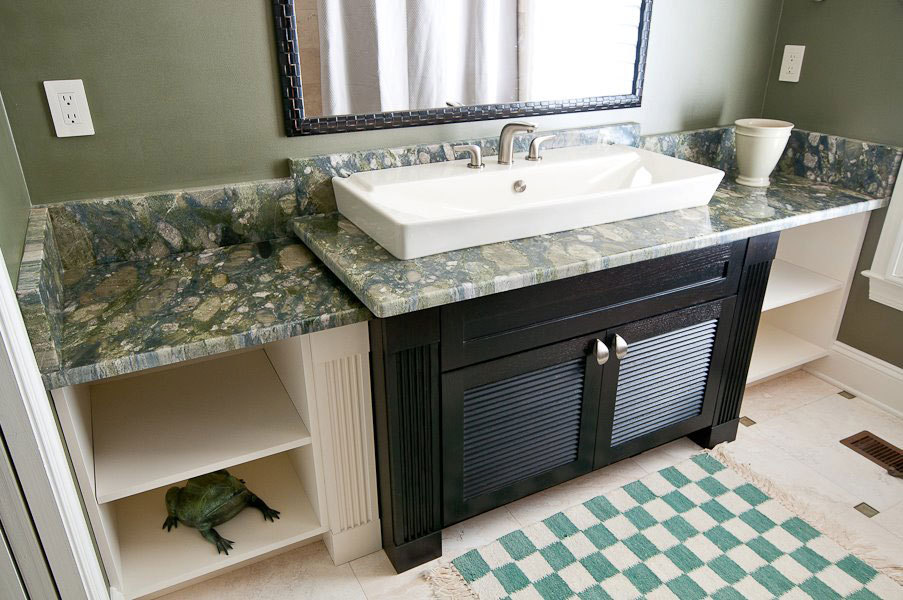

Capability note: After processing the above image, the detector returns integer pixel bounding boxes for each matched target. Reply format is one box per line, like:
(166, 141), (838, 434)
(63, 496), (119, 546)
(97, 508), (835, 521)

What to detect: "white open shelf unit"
(52, 342), (332, 599)
(92, 350), (312, 503)
(747, 212), (870, 385)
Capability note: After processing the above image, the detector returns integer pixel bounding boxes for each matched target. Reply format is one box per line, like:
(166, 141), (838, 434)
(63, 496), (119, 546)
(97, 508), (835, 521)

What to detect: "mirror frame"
(272, 0), (653, 136)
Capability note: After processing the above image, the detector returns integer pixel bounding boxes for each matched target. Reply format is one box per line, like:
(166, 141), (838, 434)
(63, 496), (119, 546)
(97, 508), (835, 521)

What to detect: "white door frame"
(0, 250), (108, 599)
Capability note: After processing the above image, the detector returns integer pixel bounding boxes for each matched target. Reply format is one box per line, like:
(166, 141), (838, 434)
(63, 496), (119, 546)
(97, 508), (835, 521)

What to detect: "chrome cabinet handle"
(526, 134), (556, 161)
(452, 144), (484, 169)
(614, 334), (629, 360)
(594, 339), (610, 365)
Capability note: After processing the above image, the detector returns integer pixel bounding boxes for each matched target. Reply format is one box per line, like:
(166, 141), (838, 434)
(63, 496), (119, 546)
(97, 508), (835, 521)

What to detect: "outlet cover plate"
(778, 45), (805, 83)
(44, 79), (95, 137)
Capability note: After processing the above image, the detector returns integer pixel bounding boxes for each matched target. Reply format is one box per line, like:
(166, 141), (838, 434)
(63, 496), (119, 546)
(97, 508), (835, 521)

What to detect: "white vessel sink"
(332, 144), (724, 260)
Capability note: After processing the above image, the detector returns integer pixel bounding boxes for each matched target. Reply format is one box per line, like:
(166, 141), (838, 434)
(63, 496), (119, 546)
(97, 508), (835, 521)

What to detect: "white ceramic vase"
(734, 118), (794, 187)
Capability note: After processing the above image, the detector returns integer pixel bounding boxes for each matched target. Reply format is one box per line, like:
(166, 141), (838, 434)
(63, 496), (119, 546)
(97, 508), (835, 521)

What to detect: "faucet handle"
(452, 144), (484, 169)
(526, 135), (557, 161)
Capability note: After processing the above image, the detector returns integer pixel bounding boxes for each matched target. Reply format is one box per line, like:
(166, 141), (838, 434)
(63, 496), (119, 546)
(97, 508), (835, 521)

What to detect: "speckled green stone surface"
(640, 126), (736, 172)
(47, 178), (298, 270)
(778, 129), (901, 198)
(16, 208), (64, 374)
(293, 174), (887, 318)
(15, 123), (899, 389)
(31, 238), (369, 389)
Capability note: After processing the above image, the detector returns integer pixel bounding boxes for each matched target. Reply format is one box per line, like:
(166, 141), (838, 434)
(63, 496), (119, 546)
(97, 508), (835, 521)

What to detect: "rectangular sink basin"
(332, 144), (725, 260)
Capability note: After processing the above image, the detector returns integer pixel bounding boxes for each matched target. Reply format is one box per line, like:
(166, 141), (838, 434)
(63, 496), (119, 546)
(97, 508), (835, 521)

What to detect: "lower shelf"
(747, 324), (828, 384)
(116, 452), (325, 599)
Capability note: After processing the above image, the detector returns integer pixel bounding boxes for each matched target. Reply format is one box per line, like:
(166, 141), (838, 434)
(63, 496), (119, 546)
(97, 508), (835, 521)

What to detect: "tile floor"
(162, 370), (903, 599)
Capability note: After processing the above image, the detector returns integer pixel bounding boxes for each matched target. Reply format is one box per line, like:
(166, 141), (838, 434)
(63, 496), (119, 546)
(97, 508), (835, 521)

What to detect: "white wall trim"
(864, 174), (903, 311)
(862, 269), (903, 311)
(805, 341), (903, 418)
(0, 251), (109, 599)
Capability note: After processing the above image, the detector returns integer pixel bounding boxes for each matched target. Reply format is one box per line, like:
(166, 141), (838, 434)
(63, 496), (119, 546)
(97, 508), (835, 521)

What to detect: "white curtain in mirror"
(518, 0), (642, 101)
(318, 0), (517, 115)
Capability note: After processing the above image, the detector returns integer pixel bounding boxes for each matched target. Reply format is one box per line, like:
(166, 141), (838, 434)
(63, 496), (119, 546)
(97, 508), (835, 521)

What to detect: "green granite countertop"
(292, 173), (887, 319)
(39, 239), (370, 388)
(18, 123), (898, 390)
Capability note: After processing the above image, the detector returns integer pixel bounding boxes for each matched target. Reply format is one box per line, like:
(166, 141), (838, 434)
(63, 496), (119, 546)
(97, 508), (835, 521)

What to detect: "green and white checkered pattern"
(452, 454), (900, 599)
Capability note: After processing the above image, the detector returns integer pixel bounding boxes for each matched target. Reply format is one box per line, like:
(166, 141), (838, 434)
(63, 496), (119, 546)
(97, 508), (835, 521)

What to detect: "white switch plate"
(778, 45), (805, 82)
(43, 79), (95, 137)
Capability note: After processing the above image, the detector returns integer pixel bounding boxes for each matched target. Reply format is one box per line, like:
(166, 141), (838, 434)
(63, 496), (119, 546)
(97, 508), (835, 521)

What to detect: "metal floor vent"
(840, 431), (903, 478)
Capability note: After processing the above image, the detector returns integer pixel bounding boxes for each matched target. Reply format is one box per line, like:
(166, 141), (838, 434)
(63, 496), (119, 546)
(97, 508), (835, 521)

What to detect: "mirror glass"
(275, 0), (652, 134)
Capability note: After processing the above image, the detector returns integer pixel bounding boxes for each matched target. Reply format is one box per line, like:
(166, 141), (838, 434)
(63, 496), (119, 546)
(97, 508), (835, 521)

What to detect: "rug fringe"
(709, 445), (903, 586)
(427, 563), (480, 599)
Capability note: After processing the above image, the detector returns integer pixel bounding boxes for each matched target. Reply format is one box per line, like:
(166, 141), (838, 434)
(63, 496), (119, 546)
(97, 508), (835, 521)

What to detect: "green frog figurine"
(162, 470), (280, 554)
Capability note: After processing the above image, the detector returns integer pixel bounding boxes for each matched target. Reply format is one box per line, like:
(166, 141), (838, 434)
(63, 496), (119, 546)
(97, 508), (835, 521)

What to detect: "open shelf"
(116, 452), (325, 600)
(761, 259), (843, 312)
(747, 324), (828, 384)
(93, 350), (311, 503)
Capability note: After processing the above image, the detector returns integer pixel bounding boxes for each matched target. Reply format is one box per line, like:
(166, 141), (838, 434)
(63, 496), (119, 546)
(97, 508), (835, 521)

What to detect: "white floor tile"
(159, 541), (367, 600)
(721, 425), (862, 516)
(753, 393), (903, 511)
(872, 499), (903, 539)
(741, 370), (840, 424)
(630, 437), (703, 474)
(506, 456), (648, 527)
(349, 550), (436, 600)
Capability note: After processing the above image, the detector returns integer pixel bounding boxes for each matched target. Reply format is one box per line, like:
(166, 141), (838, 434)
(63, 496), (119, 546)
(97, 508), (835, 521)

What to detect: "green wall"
(0, 93), (31, 286)
(763, 0), (903, 368)
(0, 0), (782, 205)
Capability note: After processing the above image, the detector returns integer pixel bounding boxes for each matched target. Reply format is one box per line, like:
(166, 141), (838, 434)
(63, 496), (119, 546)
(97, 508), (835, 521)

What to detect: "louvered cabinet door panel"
(596, 298), (736, 466)
(442, 333), (604, 525)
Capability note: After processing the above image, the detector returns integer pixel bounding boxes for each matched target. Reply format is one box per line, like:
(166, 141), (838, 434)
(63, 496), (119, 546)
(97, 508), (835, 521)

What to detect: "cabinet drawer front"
(597, 298), (735, 465)
(442, 334), (603, 524)
(442, 241), (745, 371)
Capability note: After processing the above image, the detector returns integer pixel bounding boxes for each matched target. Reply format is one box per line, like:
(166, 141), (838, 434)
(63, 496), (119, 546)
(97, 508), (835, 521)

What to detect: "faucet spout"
(498, 121), (538, 165)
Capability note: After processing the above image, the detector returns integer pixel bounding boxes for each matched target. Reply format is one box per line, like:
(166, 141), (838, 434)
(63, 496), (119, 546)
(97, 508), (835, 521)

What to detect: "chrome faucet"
(497, 121), (538, 165)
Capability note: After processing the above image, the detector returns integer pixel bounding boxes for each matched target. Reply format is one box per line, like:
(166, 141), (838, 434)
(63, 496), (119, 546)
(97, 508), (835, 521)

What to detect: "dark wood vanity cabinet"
(370, 234), (779, 572)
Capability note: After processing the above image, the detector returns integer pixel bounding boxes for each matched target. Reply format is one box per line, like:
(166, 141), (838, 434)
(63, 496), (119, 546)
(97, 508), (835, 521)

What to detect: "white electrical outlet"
(44, 79), (94, 137)
(778, 45), (805, 82)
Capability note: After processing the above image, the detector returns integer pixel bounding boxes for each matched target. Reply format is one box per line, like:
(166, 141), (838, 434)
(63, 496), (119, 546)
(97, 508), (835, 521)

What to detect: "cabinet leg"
(384, 532), (442, 573)
(690, 418), (740, 449)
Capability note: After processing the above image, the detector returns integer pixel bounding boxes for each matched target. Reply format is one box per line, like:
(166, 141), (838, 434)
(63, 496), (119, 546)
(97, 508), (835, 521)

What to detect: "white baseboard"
(805, 341), (903, 418)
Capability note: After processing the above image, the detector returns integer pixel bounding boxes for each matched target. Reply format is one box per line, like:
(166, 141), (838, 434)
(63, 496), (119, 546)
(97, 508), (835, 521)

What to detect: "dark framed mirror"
(273, 0), (653, 136)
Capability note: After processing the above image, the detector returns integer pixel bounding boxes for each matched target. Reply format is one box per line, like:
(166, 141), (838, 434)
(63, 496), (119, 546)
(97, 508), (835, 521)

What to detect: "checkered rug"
(436, 454), (901, 599)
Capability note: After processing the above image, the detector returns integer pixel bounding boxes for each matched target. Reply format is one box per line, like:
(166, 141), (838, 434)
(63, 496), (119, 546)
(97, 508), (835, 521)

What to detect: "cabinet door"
(595, 298), (736, 467)
(442, 332), (606, 525)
